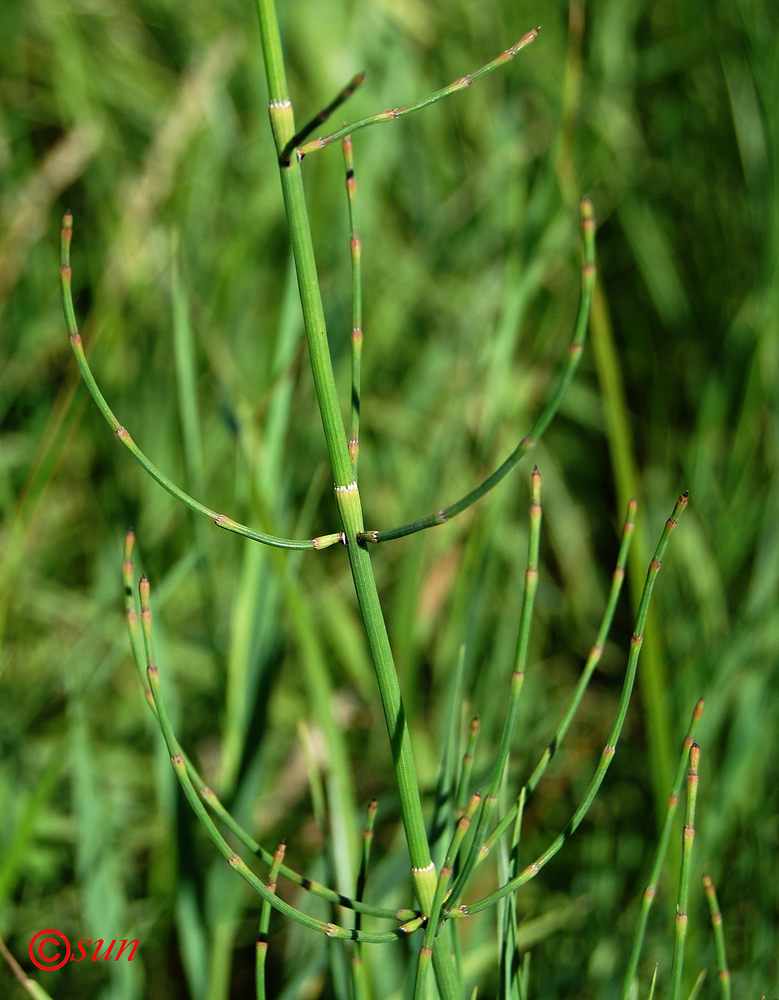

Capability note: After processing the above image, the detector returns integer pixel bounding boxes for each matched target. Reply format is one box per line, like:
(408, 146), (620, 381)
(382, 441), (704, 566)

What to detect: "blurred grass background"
(0, 0), (777, 997)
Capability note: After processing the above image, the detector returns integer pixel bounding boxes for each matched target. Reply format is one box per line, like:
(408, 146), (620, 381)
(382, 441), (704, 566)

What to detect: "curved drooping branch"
(121, 532), (418, 925)
(60, 214), (343, 552)
(359, 197), (596, 545)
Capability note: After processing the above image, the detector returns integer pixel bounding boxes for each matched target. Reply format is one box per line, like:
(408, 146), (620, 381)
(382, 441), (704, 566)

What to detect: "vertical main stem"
(253, 0), (437, 916)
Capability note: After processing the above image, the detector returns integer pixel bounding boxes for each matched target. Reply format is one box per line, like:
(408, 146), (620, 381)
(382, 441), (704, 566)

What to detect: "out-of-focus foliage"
(0, 0), (777, 997)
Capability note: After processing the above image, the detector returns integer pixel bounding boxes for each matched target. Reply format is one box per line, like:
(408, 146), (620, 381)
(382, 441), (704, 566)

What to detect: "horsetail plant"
(256, 840), (285, 1000)
(669, 742), (701, 1000)
(702, 874), (731, 1000)
(621, 699), (705, 1000)
(54, 1), (698, 995)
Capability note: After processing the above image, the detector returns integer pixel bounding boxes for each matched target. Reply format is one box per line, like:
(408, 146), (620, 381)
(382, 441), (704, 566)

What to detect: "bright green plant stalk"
(447, 467), (541, 909)
(59, 217), (341, 552)
(480, 497), (637, 864)
(450, 492), (688, 918)
(702, 874), (731, 1000)
(620, 699), (705, 1000)
(122, 533), (412, 923)
(351, 798), (378, 1000)
(342, 134), (363, 472)
(139, 573), (422, 944)
(296, 30), (539, 157)
(253, 0), (440, 926)
(455, 715), (480, 816)
(670, 743), (701, 1000)
(415, 792), (482, 1000)
(360, 199), (595, 545)
(256, 840), (285, 1000)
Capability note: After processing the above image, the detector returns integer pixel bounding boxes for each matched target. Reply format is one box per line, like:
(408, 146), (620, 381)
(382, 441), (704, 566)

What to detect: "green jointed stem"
(702, 874), (731, 1000)
(280, 72), (366, 165)
(620, 698), (705, 1000)
(480, 498), (636, 865)
(59, 217), (341, 552)
(453, 493), (688, 918)
(670, 743), (701, 1000)
(455, 715), (480, 816)
(352, 799), (378, 1000)
(500, 783), (527, 997)
(343, 134), (363, 472)
(122, 531), (155, 714)
(256, 841), (284, 1000)
(253, 0), (438, 917)
(296, 30), (539, 158)
(141, 577), (421, 944)
(360, 198), (596, 545)
(448, 467), (541, 909)
(414, 792), (481, 1000)
(123, 537), (408, 922)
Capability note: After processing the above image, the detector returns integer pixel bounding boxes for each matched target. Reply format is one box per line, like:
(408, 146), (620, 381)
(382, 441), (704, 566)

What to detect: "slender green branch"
(702, 874), (731, 1000)
(359, 198), (596, 545)
(280, 72), (365, 165)
(122, 534), (411, 922)
(450, 493), (689, 918)
(620, 698), (705, 1000)
(455, 715), (480, 816)
(59, 215), (341, 552)
(670, 743), (701, 1000)
(140, 574), (421, 944)
(256, 841), (285, 1000)
(296, 30), (539, 158)
(447, 467), (541, 909)
(342, 134), (363, 473)
(480, 498), (636, 864)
